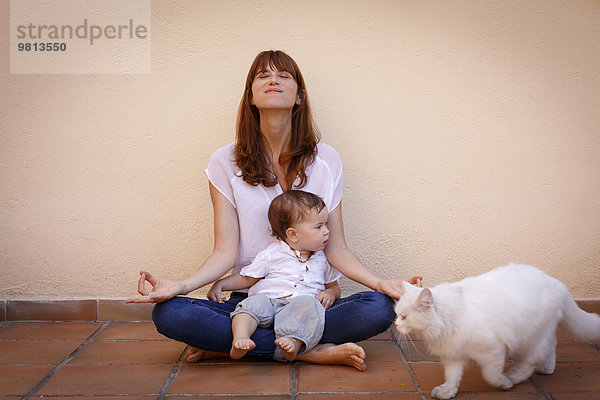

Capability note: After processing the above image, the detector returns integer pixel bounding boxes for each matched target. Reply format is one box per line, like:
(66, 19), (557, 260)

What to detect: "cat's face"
(394, 283), (435, 335)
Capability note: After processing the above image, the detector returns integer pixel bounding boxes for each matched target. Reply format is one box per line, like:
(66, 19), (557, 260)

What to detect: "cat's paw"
(535, 364), (555, 375)
(431, 384), (458, 399)
(497, 376), (514, 390)
(506, 366), (534, 385)
(482, 371), (513, 390)
(536, 351), (556, 375)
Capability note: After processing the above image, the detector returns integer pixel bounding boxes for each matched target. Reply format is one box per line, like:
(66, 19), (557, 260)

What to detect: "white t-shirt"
(205, 142), (343, 273)
(240, 240), (342, 299)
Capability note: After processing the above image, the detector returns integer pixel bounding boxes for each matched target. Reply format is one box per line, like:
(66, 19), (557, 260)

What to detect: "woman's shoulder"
(207, 142), (238, 171)
(316, 142), (338, 156)
(315, 142), (342, 167)
(211, 142), (236, 160)
(205, 143), (239, 194)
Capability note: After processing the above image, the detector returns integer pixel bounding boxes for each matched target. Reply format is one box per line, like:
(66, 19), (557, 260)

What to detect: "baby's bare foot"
(185, 347), (229, 362)
(274, 337), (303, 361)
(230, 338), (256, 359)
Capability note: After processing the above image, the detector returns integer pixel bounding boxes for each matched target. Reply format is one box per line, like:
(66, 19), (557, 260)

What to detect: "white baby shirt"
(240, 241), (342, 299)
(204, 142), (343, 274)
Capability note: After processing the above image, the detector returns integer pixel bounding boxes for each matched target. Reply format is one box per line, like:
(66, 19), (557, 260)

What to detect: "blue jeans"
(152, 291), (396, 359)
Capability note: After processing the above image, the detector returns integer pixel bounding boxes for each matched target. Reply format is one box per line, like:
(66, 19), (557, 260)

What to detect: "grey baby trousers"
(230, 294), (325, 361)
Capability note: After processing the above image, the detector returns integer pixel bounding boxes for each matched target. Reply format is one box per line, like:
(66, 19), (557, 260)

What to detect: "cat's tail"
(559, 291), (600, 343)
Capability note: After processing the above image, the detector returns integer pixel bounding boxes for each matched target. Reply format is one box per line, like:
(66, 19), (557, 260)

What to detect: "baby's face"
(291, 207), (329, 252)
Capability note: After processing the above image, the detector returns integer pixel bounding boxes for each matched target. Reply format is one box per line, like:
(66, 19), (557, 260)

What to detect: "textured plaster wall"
(1, 0), (599, 300)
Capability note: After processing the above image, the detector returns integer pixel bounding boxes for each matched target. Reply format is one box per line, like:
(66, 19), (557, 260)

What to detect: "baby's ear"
(285, 227), (298, 242)
(417, 288), (433, 309)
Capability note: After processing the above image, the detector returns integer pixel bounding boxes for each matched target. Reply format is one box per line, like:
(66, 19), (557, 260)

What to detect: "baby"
(208, 190), (340, 361)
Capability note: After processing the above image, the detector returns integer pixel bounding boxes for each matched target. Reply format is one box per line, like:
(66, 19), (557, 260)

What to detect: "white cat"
(394, 264), (600, 399)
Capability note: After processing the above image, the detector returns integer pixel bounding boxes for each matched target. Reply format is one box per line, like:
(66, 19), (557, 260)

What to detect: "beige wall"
(1, 0), (599, 300)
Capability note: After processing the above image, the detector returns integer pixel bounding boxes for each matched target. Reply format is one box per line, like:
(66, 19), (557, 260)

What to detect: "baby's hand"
(207, 281), (225, 303)
(316, 290), (335, 309)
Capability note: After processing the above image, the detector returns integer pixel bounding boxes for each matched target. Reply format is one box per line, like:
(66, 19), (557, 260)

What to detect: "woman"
(127, 50), (421, 371)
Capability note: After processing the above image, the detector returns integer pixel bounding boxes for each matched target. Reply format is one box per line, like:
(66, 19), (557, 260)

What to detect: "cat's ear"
(417, 288), (433, 309)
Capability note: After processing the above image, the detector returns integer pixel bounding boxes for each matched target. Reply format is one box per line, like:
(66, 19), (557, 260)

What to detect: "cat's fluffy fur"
(394, 264), (600, 399)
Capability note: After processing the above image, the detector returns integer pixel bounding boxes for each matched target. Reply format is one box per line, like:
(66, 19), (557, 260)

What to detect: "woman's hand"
(376, 276), (423, 300)
(125, 271), (186, 304)
(407, 275), (423, 287)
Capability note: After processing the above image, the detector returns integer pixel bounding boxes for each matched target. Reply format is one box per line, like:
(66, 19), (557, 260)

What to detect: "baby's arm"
(207, 273), (261, 303)
(316, 281), (341, 309)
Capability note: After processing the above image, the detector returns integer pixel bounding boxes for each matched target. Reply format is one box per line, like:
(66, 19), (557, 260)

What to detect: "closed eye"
(256, 70), (270, 79)
(400, 314), (407, 320)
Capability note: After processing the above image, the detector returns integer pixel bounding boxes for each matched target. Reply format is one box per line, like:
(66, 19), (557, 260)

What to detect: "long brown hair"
(235, 50), (320, 188)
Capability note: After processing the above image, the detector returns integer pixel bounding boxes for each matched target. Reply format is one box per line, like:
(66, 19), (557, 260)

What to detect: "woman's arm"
(127, 182), (240, 303)
(178, 182), (241, 293)
(324, 202), (421, 300)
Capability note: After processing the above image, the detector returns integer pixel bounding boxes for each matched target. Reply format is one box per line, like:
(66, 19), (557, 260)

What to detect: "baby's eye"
(400, 314), (407, 320)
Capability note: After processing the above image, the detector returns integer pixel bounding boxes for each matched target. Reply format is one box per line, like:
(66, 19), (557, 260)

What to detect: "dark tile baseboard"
(0, 298), (599, 322)
(578, 299), (600, 315)
(0, 299), (154, 321)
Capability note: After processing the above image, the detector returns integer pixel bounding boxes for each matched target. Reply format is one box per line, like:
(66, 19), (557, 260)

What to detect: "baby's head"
(268, 190), (329, 252)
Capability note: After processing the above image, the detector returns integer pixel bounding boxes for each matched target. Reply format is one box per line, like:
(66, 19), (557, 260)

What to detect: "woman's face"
(251, 65), (301, 111)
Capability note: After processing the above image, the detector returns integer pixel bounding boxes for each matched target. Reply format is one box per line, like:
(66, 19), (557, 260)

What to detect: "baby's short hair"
(268, 190), (326, 241)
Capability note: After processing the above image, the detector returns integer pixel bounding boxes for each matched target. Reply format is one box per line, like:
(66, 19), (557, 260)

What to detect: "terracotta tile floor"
(1, 321), (599, 400)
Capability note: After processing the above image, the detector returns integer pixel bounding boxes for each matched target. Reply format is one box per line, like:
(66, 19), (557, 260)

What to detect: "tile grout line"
(389, 329), (428, 400)
(290, 361), (299, 400)
(295, 390), (424, 396)
(157, 346), (187, 400)
(20, 320), (112, 400)
(527, 375), (552, 400)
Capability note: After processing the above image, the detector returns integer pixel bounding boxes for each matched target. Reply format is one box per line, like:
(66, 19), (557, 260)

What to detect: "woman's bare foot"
(230, 338), (256, 359)
(296, 343), (367, 371)
(185, 346), (229, 362)
(274, 337), (303, 361)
